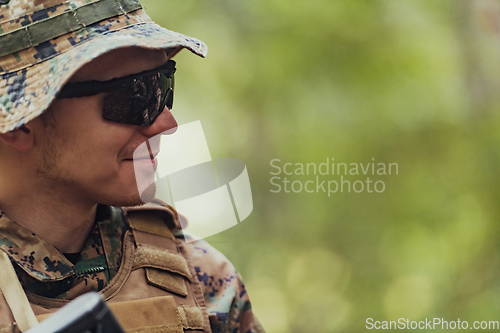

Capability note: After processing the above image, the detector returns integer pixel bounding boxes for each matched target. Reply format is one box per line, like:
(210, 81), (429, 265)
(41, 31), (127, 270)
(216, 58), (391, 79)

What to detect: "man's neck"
(0, 195), (98, 253)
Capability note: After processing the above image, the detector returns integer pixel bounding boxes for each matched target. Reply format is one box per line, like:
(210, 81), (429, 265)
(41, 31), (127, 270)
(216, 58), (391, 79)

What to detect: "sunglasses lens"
(162, 74), (174, 110)
(102, 90), (147, 125)
(102, 72), (174, 126)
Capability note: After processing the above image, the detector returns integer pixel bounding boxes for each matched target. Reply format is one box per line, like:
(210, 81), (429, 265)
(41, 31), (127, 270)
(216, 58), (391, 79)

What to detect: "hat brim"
(0, 14), (207, 134)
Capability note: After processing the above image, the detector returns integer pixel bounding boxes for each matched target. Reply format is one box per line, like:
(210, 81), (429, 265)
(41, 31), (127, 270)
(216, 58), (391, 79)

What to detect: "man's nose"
(139, 107), (178, 137)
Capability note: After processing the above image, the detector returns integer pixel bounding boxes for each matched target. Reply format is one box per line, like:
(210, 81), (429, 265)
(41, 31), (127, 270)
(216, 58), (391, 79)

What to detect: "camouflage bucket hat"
(0, 0), (207, 134)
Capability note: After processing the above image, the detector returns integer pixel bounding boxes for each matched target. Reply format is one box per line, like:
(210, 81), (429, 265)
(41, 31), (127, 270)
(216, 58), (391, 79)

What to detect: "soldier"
(0, 0), (263, 332)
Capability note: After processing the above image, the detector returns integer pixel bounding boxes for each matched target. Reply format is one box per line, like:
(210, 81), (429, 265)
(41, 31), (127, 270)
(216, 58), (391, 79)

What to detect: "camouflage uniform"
(0, 205), (261, 332)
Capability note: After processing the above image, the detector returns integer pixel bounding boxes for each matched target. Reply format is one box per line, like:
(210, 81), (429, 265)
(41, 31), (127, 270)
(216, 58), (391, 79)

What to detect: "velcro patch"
(133, 246), (191, 279)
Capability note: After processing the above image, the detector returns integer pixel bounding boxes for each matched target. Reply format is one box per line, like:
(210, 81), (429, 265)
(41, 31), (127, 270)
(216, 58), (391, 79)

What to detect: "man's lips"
(125, 156), (158, 173)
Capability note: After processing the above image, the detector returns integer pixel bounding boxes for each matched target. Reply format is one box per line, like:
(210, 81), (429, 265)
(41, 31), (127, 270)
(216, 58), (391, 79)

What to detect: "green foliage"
(142, 0), (500, 331)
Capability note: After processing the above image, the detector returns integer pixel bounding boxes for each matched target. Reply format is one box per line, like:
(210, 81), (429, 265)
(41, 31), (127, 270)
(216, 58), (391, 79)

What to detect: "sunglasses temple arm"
(58, 80), (115, 98)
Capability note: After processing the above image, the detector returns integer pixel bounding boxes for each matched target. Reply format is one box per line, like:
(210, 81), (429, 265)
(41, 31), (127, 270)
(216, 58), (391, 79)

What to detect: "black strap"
(0, 0), (142, 58)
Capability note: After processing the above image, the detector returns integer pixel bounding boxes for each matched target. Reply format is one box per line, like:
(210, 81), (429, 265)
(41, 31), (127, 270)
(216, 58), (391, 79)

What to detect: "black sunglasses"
(58, 60), (176, 126)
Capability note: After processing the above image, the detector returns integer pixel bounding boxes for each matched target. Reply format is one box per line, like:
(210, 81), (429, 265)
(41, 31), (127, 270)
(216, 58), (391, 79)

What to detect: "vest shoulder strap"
(122, 202), (212, 333)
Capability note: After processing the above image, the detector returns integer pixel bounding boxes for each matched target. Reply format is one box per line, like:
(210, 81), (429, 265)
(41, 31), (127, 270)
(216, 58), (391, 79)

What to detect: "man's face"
(34, 47), (177, 207)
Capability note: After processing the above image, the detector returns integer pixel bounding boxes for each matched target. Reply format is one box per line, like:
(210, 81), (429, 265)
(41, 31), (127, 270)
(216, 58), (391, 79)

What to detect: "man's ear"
(0, 125), (34, 152)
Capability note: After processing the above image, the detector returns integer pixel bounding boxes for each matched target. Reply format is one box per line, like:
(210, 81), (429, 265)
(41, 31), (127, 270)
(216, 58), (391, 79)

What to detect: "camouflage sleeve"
(182, 235), (263, 333)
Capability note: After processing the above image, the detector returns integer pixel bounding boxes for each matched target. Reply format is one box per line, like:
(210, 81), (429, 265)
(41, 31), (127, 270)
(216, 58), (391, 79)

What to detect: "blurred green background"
(142, 0), (500, 331)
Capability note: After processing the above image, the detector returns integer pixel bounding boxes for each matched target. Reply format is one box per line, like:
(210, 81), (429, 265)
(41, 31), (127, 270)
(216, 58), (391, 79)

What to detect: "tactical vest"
(0, 203), (212, 333)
